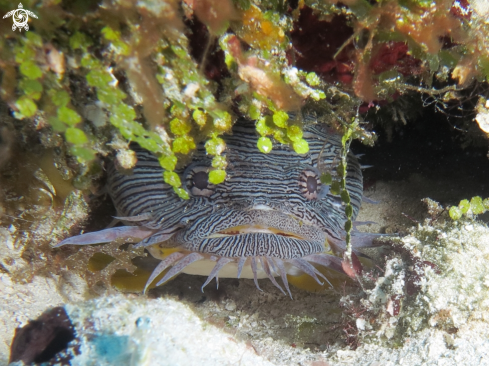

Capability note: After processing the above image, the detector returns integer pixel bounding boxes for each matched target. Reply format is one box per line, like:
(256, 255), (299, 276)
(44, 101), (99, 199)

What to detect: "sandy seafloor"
(3, 170), (489, 366)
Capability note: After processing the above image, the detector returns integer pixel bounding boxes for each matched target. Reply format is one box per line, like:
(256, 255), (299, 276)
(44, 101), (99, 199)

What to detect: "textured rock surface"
(333, 323), (489, 366)
(64, 295), (278, 366)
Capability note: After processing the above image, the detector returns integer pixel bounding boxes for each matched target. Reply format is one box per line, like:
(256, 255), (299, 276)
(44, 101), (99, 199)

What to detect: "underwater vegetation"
(448, 195), (489, 220)
(1, 0), (489, 295)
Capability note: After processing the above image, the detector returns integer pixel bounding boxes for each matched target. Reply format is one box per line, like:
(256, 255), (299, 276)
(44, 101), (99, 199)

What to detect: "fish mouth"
(198, 205), (326, 244)
(207, 224), (306, 241)
(144, 208), (347, 297)
(174, 207), (331, 259)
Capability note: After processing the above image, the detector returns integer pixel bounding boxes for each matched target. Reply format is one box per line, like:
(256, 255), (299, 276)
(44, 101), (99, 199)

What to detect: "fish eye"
(299, 169), (321, 200)
(193, 171), (209, 190)
(186, 166), (214, 197)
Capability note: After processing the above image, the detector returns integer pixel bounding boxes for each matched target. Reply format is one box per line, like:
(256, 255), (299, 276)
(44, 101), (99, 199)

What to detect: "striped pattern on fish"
(57, 119), (375, 297)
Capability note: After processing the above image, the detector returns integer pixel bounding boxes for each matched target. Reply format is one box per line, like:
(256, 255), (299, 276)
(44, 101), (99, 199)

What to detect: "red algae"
(291, 8), (355, 84)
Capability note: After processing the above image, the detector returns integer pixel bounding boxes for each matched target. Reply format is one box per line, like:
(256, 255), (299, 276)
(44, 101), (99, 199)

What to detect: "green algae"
(449, 196), (489, 220)
(4, 0), (485, 183)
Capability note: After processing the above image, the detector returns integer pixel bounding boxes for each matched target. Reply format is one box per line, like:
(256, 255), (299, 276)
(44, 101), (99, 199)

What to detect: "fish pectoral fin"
(55, 226), (155, 247)
(350, 230), (394, 248)
(113, 213), (153, 222)
(133, 229), (180, 248)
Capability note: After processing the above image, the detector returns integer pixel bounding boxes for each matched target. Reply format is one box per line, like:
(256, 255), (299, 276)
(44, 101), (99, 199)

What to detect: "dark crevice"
(354, 100), (489, 206)
(10, 307), (76, 365)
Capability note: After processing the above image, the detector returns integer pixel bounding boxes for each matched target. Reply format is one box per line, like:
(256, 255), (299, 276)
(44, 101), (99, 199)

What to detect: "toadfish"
(57, 119), (378, 297)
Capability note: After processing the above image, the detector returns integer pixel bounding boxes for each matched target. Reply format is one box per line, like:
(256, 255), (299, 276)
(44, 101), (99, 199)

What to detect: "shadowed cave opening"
(9, 307), (76, 365)
(354, 95), (489, 212)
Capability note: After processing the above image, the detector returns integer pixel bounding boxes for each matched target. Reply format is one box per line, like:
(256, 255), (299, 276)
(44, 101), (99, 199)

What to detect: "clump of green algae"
(5, 0), (489, 189)
(448, 196), (489, 220)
